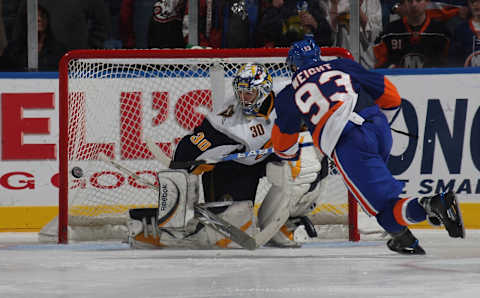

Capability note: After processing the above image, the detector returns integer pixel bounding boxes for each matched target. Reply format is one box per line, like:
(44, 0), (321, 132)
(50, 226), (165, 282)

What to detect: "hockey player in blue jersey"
(272, 38), (465, 254)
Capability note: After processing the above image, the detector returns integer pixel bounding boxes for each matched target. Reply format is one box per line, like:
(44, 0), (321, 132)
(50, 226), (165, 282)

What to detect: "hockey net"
(41, 48), (383, 244)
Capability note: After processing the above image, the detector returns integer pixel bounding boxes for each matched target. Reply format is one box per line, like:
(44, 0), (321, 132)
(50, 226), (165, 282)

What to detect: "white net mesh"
(46, 49), (380, 242)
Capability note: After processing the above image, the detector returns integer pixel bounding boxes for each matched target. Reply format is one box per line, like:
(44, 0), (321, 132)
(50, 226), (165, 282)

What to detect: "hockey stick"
(390, 127), (418, 139)
(254, 207), (290, 248)
(145, 138), (172, 168)
(145, 138), (314, 169)
(169, 147), (275, 169)
(98, 153), (157, 189)
(97, 152), (257, 250)
(194, 204), (257, 250)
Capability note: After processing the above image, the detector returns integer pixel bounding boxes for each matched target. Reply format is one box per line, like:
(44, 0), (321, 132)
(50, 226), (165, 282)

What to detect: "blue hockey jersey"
(272, 58), (401, 158)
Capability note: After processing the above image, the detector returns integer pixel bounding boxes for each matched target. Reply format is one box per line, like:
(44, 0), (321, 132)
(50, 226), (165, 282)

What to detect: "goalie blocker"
(127, 170), (257, 249)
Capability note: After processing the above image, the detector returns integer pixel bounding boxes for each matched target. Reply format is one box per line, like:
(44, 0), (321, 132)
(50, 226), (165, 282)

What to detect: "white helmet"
(232, 63), (273, 116)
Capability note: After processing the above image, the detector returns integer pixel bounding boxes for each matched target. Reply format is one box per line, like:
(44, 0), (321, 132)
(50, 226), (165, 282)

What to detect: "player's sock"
(419, 191), (465, 238)
(387, 228), (426, 255)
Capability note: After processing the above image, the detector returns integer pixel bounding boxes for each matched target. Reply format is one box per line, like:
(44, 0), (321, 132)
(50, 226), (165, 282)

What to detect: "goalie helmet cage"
(57, 47), (360, 244)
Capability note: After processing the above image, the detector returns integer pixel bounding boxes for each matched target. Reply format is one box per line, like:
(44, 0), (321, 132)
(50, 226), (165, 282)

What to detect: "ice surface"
(0, 230), (479, 298)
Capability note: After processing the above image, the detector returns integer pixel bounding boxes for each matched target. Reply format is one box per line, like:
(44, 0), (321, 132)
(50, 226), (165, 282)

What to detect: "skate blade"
(387, 239), (426, 255)
(443, 192), (465, 239)
(397, 246), (426, 255)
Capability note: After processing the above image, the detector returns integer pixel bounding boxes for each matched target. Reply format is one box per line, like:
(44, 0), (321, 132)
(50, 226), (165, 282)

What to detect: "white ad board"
(0, 71), (479, 210)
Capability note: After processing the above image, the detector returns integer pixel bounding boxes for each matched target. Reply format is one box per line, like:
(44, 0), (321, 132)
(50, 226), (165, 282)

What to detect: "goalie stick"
(97, 153), (257, 250)
(169, 148), (275, 169)
(194, 204), (256, 250)
(145, 138), (313, 169)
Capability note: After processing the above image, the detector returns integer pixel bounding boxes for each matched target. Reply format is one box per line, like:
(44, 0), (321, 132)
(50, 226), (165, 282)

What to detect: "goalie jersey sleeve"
(272, 58), (401, 158)
(173, 101), (277, 172)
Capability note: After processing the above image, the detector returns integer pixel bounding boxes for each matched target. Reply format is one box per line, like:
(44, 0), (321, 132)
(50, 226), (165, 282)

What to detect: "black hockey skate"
(387, 228), (426, 255)
(420, 191), (465, 238)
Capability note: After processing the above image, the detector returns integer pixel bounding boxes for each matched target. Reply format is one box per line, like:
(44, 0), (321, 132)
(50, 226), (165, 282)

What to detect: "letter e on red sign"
(1, 93), (55, 160)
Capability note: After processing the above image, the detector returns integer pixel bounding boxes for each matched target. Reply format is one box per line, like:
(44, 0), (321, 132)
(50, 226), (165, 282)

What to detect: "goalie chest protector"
(207, 103), (277, 166)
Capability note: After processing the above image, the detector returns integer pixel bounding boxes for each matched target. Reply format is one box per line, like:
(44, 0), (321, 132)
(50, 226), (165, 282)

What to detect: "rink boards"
(0, 68), (479, 231)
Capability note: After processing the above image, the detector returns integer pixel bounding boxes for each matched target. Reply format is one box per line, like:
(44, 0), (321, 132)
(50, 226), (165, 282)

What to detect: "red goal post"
(56, 47), (360, 244)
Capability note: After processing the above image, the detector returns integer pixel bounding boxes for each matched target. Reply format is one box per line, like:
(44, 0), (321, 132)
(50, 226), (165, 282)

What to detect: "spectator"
(389, 0), (409, 22)
(12, 0), (110, 51)
(0, 1), (7, 55)
(381, 0), (400, 27)
(427, 1), (470, 37)
(373, 0), (451, 68)
(0, 5), (67, 71)
(426, 0), (468, 21)
(218, 0), (262, 48)
(119, 0), (134, 48)
(2, 1), (21, 45)
(449, 0), (480, 66)
(122, 0), (261, 49)
(184, 0), (220, 48)
(389, 0), (469, 33)
(183, 0), (263, 49)
(183, 0), (245, 48)
(104, 0), (124, 49)
(328, 0), (383, 68)
(148, 0), (186, 49)
(120, 0), (160, 49)
(257, 0), (333, 47)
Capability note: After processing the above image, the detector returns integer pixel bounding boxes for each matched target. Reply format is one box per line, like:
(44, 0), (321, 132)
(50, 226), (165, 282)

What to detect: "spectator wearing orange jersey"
(449, 0), (480, 66)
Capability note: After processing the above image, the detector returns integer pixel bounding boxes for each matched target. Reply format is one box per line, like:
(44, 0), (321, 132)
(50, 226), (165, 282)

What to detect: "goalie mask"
(286, 38), (321, 74)
(233, 63), (273, 116)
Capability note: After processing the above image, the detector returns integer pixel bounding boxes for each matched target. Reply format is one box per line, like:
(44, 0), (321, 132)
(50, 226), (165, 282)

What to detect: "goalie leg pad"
(128, 201), (256, 249)
(155, 170), (198, 229)
(258, 132), (325, 247)
(266, 133), (323, 217)
(127, 170), (200, 248)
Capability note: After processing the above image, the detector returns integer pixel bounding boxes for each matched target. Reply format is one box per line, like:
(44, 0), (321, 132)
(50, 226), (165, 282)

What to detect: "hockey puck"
(71, 167), (83, 178)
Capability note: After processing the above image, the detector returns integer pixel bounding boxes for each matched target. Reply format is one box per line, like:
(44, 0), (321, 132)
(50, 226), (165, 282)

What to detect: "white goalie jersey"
(173, 93), (278, 167)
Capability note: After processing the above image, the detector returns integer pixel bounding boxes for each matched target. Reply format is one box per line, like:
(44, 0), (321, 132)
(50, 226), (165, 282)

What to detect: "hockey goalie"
(127, 63), (327, 249)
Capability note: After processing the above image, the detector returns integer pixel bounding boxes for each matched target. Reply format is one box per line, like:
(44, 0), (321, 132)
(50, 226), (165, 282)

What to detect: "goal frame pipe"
(58, 47), (355, 244)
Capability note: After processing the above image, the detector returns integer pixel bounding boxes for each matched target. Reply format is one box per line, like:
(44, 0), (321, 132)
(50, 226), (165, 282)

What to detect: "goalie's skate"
(420, 191), (465, 238)
(194, 203), (257, 250)
(265, 216), (317, 248)
(387, 228), (426, 255)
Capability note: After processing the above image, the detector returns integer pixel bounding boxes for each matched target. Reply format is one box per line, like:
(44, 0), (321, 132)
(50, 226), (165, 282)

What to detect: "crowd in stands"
(0, 0), (478, 71)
